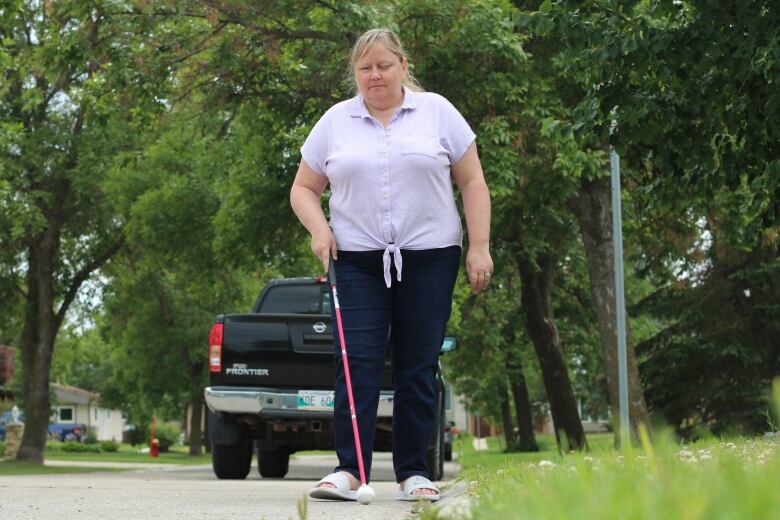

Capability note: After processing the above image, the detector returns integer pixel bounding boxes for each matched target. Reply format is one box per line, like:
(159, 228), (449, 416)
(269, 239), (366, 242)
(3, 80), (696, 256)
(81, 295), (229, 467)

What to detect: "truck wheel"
(258, 448), (290, 478)
(212, 438), (252, 479)
(426, 398), (445, 482)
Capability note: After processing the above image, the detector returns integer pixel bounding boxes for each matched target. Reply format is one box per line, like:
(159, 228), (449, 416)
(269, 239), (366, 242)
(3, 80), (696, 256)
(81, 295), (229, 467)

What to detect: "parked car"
(48, 422), (87, 442)
(0, 410), (86, 442)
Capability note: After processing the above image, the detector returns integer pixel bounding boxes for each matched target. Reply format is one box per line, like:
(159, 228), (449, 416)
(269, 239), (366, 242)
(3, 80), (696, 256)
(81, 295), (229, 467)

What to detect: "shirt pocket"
(399, 135), (441, 159)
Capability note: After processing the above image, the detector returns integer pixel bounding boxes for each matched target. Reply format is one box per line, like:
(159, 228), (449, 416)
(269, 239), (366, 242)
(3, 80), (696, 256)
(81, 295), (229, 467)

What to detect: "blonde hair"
(349, 28), (424, 93)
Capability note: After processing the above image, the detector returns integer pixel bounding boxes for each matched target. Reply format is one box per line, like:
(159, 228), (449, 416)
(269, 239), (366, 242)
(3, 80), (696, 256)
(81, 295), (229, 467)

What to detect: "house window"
(58, 407), (74, 423)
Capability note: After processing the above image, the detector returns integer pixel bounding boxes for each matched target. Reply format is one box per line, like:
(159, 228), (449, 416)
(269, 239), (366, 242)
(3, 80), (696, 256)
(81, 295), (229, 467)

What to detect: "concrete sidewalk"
(0, 453), (463, 519)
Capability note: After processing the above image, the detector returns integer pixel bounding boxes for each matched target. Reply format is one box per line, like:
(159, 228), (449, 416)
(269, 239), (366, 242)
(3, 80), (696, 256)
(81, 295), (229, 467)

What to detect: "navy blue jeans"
(329, 246), (460, 483)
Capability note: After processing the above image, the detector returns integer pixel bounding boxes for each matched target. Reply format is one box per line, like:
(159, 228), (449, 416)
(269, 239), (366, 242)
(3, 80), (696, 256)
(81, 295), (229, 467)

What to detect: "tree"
(524, 0), (779, 435)
(447, 266), (541, 452)
(0, 0), (179, 462)
(405, 0), (588, 450)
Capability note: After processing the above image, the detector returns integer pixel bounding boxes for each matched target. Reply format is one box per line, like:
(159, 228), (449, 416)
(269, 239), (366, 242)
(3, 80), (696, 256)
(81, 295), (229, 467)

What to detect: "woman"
(290, 28), (492, 501)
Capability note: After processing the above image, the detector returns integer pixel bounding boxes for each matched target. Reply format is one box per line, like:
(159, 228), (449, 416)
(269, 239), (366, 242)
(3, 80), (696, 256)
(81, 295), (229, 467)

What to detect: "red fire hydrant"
(149, 416), (159, 458)
(150, 438), (160, 458)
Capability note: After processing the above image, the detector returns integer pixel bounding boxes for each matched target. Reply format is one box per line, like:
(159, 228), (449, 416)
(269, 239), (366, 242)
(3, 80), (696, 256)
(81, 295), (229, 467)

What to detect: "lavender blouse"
(300, 88), (476, 287)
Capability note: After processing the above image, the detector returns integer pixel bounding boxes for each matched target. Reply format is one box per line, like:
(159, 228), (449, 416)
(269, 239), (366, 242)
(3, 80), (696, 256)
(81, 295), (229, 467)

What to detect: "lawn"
(43, 443), (212, 465)
(454, 432), (614, 470)
(427, 431), (780, 519)
(0, 443), (212, 475)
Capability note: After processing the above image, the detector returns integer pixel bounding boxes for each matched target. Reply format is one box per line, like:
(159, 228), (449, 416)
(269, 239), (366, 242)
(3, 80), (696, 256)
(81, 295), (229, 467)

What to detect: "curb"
(426, 479), (473, 519)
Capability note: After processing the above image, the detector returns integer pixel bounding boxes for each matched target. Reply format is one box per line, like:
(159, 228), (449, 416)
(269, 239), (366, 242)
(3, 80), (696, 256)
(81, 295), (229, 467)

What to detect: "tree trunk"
(502, 305), (538, 452)
(518, 254), (587, 451)
(500, 388), (515, 450)
(17, 245), (57, 464)
(509, 366), (538, 452)
(569, 175), (651, 446)
(189, 393), (204, 456)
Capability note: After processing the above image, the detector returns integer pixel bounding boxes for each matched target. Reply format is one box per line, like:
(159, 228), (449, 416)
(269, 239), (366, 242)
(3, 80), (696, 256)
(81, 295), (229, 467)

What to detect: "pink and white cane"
(328, 258), (375, 505)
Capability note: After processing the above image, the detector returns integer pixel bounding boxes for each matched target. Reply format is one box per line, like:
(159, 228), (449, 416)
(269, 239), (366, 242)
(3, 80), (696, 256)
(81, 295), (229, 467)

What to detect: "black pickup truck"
(204, 275), (456, 480)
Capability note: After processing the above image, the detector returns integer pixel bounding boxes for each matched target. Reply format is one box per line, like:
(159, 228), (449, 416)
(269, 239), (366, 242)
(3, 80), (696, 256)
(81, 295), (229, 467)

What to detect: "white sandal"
(308, 472), (358, 501)
(396, 475), (441, 502)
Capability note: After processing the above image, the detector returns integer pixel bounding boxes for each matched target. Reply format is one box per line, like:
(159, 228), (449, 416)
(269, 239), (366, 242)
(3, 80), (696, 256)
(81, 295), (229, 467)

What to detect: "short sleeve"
(437, 95), (476, 164)
(300, 114), (329, 176)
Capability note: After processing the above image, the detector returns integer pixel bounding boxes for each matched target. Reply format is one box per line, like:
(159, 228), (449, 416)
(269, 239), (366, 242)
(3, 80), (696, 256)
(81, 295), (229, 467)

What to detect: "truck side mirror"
(440, 336), (459, 354)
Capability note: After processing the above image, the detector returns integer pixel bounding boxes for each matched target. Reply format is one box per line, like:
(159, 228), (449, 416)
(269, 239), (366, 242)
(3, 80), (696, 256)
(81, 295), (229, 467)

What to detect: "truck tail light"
(209, 323), (223, 373)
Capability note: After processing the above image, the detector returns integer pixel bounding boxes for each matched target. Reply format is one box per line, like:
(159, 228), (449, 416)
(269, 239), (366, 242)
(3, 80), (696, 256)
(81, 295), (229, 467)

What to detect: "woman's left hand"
(466, 245), (493, 293)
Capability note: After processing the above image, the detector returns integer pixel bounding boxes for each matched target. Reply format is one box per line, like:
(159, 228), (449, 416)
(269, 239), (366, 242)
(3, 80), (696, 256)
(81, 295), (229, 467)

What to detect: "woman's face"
(354, 43), (407, 110)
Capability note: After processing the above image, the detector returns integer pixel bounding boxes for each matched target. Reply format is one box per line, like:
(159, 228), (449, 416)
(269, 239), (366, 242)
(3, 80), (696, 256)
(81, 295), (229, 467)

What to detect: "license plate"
(297, 390), (335, 411)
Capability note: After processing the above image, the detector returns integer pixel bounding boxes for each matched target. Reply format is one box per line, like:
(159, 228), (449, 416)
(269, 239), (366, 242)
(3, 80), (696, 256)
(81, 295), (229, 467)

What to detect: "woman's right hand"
(311, 227), (337, 272)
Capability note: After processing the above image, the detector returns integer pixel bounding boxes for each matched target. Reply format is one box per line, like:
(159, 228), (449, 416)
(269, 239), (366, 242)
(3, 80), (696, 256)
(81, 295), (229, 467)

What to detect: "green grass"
(43, 443), (212, 465)
(0, 459), (132, 476)
(293, 450), (337, 457)
(427, 432), (780, 519)
(455, 432), (614, 470)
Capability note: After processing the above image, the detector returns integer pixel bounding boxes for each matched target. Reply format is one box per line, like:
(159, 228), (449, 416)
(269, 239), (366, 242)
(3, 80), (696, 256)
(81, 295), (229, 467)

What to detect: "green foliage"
(513, 0), (780, 436)
(0, 440), (5, 457)
(83, 431), (98, 445)
(637, 251), (780, 437)
(100, 440), (120, 453)
(45, 441), (63, 452)
(61, 441), (101, 453)
(154, 422), (181, 453)
(51, 328), (113, 401)
(430, 436), (780, 520)
(124, 425), (149, 448)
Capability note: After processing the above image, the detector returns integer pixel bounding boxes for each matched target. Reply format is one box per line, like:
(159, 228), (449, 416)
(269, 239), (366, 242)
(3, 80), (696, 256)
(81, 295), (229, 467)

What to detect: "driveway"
(0, 453), (459, 520)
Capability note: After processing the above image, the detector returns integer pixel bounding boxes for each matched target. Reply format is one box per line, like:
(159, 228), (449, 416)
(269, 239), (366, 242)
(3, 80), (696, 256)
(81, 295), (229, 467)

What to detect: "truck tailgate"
(215, 313), (393, 390)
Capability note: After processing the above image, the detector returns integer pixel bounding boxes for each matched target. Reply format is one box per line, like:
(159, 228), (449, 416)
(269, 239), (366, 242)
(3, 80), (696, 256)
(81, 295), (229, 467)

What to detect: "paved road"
(0, 453), (460, 520)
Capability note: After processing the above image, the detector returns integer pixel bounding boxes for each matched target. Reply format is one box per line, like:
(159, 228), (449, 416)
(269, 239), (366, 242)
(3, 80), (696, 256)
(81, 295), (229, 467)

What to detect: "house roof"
(52, 383), (100, 406)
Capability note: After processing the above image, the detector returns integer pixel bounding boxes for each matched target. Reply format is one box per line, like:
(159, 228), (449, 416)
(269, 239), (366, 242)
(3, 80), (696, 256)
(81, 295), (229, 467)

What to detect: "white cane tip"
(356, 484), (375, 505)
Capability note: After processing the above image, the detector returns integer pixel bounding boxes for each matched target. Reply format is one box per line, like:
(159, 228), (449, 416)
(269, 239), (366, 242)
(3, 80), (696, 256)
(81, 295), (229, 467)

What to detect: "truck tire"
(212, 438), (252, 480)
(258, 448), (290, 478)
(426, 397), (445, 482)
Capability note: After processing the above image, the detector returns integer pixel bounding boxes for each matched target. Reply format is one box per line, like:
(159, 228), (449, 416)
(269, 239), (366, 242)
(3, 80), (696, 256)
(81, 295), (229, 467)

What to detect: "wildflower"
(583, 456), (594, 463)
(538, 460), (556, 468)
(678, 449), (696, 460)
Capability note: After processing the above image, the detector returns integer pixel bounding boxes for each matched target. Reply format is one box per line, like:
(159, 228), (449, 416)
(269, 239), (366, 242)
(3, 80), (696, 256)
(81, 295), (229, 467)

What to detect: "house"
(51, 383), (125, 442)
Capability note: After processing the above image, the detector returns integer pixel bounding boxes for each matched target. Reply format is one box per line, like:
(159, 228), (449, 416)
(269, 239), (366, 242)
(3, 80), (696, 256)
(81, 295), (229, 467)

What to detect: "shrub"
(0, 440), (5, 457)
(62, 441), (101, 453)
(83, 431), (99, 445)
(45, 441), (63, 452)
(154, 422), (180, 453)
(125, 425), (149, 447)
(100, 440), (120, 452)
